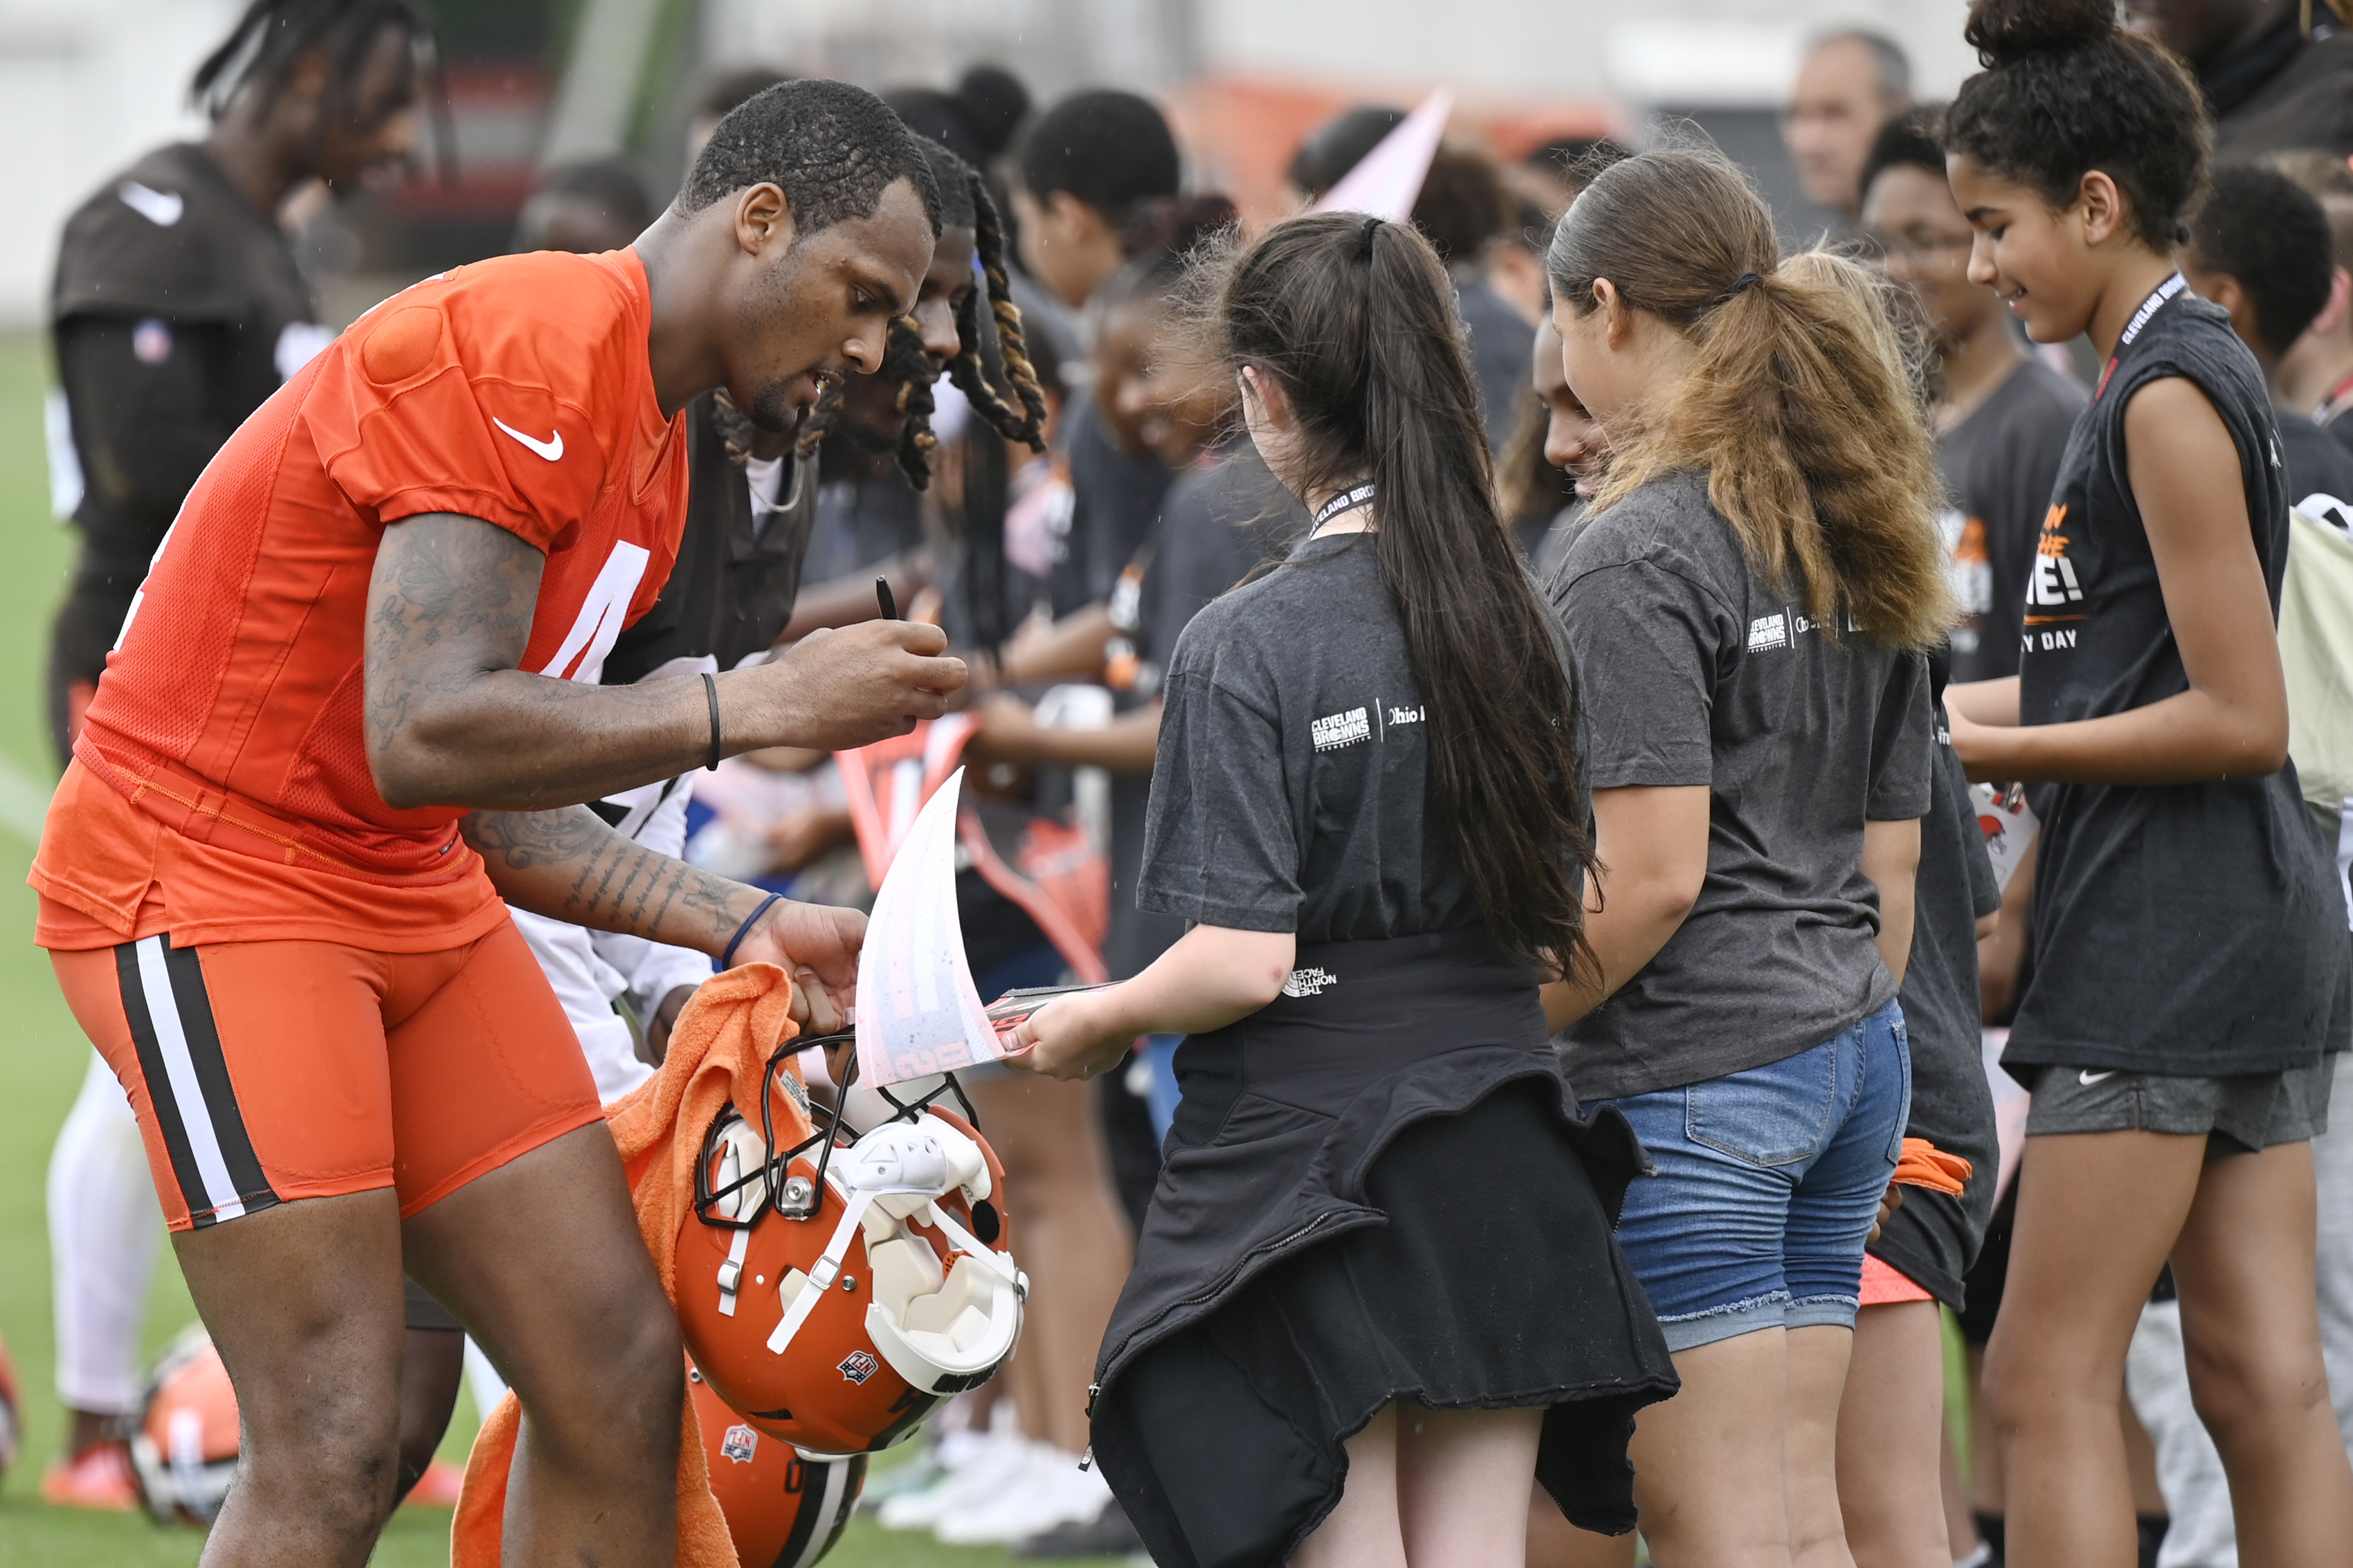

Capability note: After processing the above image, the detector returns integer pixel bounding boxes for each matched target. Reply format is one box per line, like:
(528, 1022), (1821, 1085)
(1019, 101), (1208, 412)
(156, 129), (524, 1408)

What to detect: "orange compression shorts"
(51, 918), (602, 1232)
(1858, 1252), (1935, 1307)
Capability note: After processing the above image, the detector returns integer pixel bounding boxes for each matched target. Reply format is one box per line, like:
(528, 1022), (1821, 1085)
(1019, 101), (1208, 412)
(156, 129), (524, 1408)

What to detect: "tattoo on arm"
(364, 513), (720, 810)
(365, 513), (540, 768)
(463, 806), (749, 951)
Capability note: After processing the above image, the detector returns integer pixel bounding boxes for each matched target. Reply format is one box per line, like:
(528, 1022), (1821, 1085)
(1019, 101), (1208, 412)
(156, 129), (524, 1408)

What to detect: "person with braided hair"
(38, 0), (446, 1511)
(778, 139), (1048, 641)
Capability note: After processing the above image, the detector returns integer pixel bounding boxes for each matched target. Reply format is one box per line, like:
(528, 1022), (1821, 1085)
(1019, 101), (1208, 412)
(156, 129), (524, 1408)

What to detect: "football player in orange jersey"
(31, 78), (963, 1566)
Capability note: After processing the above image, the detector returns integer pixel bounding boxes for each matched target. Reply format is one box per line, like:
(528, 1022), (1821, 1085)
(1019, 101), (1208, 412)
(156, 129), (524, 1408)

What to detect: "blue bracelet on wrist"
(719, 892), (785, 969)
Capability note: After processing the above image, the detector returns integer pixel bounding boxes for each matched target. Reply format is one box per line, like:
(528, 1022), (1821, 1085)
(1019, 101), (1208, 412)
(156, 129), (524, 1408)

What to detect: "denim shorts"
(1589, 1001), (1912, 1353)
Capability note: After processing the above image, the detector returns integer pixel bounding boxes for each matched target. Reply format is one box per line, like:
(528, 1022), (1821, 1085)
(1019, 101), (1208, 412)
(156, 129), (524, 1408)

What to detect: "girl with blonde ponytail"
(1543, 144), (1948, 1567)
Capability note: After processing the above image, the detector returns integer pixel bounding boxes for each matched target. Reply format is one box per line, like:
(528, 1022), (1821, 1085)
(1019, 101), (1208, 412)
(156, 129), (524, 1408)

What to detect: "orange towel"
(451, 963), (812, 1568)
(1891, 1136), (1972, 1196)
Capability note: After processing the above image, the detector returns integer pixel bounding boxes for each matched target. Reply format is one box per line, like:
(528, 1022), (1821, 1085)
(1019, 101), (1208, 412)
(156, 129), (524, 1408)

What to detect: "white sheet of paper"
(853, 769), (1006, 1087)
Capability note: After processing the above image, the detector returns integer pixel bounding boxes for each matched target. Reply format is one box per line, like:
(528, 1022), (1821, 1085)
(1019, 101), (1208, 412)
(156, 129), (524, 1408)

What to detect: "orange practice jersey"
(33, 248), (688, 951)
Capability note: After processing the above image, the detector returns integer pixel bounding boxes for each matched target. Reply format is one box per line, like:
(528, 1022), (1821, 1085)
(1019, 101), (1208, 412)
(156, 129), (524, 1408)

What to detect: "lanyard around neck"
(2094, 272), (2188, 401)
(1312, 484), (1375, 534)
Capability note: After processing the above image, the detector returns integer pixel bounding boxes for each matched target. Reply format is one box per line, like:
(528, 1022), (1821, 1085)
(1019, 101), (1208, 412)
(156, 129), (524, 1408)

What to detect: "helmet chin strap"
(918, 1198), (1023, 1292)
(765, 1120), (1022, 1358)
(714, 1139), (756, 1318)
(767, 1187), (880, 1355)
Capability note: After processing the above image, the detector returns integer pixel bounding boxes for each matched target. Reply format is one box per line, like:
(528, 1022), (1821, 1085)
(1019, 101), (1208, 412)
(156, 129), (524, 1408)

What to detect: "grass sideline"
(0, 335), (1118, 1566)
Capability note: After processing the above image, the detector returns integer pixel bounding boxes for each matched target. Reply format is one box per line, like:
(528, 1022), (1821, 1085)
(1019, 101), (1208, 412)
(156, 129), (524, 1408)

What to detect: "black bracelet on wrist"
(720, 891), (785, 968)
(701, 671), (723, 770)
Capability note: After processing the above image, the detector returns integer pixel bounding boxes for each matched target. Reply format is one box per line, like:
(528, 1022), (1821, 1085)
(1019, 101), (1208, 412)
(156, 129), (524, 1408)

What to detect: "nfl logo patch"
(720, 1424), (758, 1464)
(837, 1351), (880, 1385)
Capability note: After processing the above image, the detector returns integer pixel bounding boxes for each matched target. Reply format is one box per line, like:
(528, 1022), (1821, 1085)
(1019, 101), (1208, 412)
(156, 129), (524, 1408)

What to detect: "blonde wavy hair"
(1547, 146), (1954, 650)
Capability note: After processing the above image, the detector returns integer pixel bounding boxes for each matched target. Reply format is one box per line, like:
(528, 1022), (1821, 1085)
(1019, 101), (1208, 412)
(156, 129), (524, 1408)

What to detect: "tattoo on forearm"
(463, 807), (745, 946)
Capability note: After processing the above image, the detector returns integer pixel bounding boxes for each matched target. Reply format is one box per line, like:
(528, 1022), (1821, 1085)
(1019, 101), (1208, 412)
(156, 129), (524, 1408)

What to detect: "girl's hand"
(1002, 992), (1133, 1082)
(1945, 703), (2015, 783)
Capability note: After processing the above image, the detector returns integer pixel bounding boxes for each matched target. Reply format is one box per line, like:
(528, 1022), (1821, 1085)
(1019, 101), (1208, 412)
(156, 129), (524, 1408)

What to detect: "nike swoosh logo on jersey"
(493, 418), (563, 461)
(118, 181), (184, 227)
(2079, 1069), (2118, 1085)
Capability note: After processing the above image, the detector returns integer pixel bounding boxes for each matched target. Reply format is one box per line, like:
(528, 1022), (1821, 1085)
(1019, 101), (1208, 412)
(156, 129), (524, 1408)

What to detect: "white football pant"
(47, 1050), (161, 1414)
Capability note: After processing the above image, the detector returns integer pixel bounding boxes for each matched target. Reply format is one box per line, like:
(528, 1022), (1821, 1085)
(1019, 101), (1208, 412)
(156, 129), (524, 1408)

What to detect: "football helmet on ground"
(127, 1326), (239, 1526)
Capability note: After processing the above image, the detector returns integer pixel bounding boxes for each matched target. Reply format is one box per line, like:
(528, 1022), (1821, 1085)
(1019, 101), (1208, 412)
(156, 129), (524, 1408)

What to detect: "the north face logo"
(1282, 967), (1338, 999)
(721, 1423), (759, 1464)
(838, 1351), (880, 1385)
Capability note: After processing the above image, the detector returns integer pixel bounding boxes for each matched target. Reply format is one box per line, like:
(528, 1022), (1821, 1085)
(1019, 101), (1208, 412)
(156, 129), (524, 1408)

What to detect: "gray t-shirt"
(1137, 531), (1491, 942)
(1552, 469), (1935, 1100)
(1108, 448), (1309, 977)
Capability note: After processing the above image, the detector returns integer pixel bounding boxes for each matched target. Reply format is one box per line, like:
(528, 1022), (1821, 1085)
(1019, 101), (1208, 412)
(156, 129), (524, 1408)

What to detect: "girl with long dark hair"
(1004, 212), (1677, 1567)
(1543, 143), (1950, 1567)
(1938, 2), (2353, 1562)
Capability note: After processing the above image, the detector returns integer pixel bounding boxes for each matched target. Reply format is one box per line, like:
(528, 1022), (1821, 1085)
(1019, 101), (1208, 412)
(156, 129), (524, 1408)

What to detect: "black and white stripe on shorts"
(115, 934), (278, 1227)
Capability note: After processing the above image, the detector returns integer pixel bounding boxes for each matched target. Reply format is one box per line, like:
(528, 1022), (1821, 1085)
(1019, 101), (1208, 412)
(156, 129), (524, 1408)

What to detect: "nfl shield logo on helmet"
(720, 1423), (758, 1464)
(837, 1351), (880, 1385)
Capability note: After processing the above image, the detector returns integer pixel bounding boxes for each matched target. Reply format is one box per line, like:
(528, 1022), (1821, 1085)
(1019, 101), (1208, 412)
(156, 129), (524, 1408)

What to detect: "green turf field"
(0, 334), (1120, 1565)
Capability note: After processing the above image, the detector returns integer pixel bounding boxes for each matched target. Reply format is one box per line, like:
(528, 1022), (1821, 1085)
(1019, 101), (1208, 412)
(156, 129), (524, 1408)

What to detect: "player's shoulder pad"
(52, 144), (284, 322)
(385, 252), (647, 409)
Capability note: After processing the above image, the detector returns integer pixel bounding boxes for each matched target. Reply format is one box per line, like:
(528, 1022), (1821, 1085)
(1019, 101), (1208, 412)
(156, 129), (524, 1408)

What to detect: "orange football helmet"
(691, 1363), (866, 1568)
(127, 1326), (240, 1526)
(676, 1053), (1024, 1460)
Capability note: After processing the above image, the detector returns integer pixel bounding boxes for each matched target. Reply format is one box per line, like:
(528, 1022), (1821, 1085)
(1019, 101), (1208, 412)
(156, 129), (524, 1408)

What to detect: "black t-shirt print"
(1938, 357), (2086, 683)
(2009, 275), (2347, 1077)
(1552, 468), (1934, 1100)
(1139, 531), (1522, 945)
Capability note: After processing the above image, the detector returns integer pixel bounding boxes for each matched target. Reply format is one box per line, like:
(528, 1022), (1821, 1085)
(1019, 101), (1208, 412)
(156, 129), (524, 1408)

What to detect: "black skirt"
(1088, 930), (1678, 1568)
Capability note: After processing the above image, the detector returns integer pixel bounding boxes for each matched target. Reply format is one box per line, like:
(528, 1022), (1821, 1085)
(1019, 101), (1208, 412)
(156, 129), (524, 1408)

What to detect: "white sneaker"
(933, 1446), (1112, 1546)
(875, 1429), (1032, 1531)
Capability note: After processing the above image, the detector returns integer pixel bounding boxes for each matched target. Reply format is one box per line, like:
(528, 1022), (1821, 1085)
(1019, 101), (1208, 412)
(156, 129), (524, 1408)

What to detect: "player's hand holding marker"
(740, 618), (968, 751)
